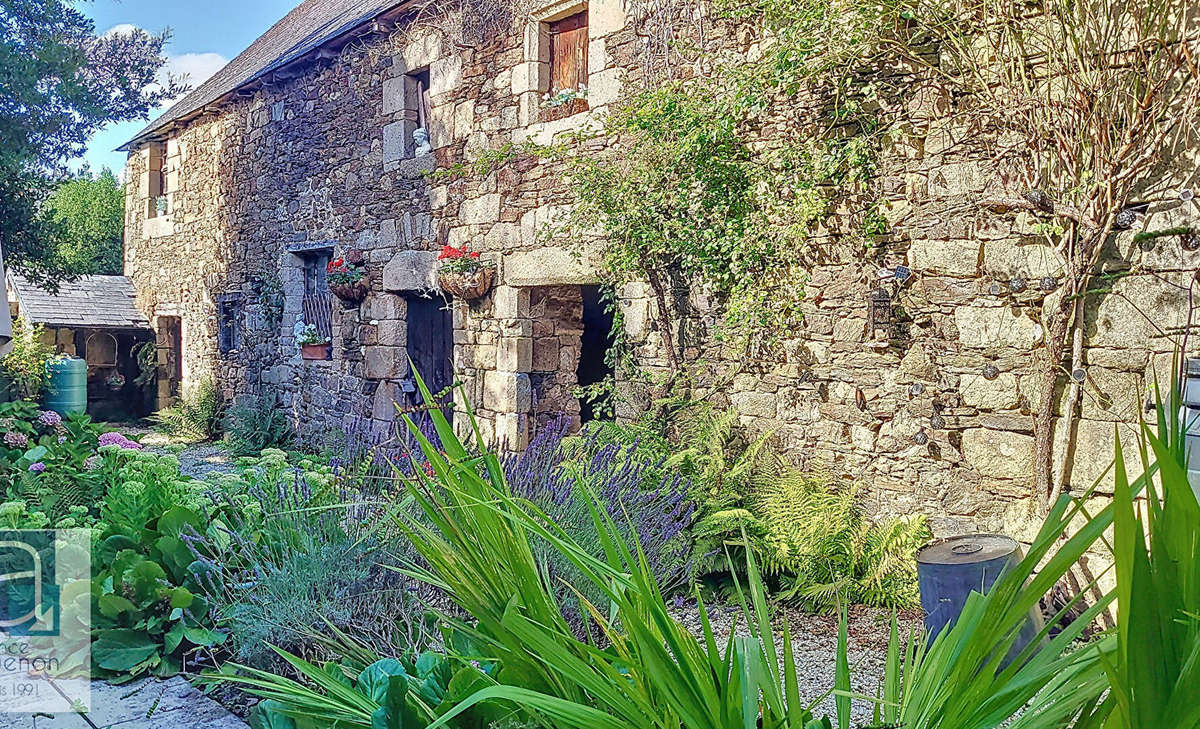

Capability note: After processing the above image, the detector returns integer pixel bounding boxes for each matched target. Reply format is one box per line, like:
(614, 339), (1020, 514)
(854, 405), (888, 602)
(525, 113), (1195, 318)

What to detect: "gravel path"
(671, 603), (923, 725)
(119, 424), (239, 479)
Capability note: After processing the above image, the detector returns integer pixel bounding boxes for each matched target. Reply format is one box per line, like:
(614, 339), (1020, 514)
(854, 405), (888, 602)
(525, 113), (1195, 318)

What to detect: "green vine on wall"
(546, 0), (906, 370)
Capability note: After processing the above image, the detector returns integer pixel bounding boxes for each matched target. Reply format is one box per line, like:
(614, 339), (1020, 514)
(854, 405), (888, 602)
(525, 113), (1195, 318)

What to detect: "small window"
(299, 251), (334, 342)
(303, 252), (331, 295)
(542, 10), (589, 121)
(146, 142), (168, 218)
(217, 295), (243, 354)
(85, 332), (119, 368)
(405, 68), (433, 157)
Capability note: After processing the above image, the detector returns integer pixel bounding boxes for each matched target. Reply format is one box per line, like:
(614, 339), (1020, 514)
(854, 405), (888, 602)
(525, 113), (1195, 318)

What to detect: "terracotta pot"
(438, 266), (495, 300)
(300, 343), (331, 361)
(330, 278), (369, 304)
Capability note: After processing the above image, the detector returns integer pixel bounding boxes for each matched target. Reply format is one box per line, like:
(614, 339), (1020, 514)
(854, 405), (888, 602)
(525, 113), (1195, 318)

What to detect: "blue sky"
(79, 0), (298, 176)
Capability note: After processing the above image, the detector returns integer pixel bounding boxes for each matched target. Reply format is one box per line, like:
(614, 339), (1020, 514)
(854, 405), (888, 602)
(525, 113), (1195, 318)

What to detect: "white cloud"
(102, 23), (140, 37)
(159, 52), (228, 98)
(99, 23), (228, 101)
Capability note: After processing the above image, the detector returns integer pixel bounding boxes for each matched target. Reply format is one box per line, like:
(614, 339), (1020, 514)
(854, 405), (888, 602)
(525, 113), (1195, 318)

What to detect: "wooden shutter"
(549, 12), (588, 112)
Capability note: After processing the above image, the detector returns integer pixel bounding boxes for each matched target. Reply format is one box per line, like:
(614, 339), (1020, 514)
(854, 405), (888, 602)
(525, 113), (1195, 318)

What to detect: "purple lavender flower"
(27, 462), (46, 474)
(504, 416), (696, 592)
(36, 410), (62, 428)
(3, 432), (28, 449)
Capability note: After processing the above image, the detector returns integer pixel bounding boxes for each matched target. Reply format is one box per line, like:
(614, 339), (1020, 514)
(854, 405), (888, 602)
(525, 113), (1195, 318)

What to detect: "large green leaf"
(94, 629), (159, 672)
(358, 659), (408, 704)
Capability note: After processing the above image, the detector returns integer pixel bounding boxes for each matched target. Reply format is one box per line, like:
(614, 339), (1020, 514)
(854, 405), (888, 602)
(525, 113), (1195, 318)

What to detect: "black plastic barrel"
(916, 534), (1044, 660)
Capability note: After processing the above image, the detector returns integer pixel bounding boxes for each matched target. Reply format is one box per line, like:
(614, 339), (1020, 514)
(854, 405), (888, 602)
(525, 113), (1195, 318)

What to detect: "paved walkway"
(0, 678), (248, 729)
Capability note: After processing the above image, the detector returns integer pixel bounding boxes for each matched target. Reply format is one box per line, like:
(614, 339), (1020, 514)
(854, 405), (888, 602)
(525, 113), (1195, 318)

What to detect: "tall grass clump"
(1094, 371), (1200, 728)
(390, 373), (844, 729)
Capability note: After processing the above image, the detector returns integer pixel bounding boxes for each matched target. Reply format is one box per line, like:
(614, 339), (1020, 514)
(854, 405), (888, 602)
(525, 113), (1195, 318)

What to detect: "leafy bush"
(224, 391), (294, 456)
(645, 402), (927, 609)
(218, 640), (510, 729)
(88, 446), (230, 679)
(192, 454), (436, 670)
(1, 318), (56, 399)
(696, 464), (928, 609)
(153, 378), (224, 441)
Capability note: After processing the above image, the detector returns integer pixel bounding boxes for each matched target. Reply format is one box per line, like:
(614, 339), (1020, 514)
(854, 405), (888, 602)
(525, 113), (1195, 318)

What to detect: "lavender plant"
(504, 417), (695, 627)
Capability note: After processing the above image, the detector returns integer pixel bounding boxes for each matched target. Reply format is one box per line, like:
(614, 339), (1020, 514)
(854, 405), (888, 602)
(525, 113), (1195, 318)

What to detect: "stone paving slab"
(0, 678), (248, 729)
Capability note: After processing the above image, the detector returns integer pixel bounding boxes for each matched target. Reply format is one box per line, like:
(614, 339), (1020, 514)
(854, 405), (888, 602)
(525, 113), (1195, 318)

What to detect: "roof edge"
(118, 0), (419, 153)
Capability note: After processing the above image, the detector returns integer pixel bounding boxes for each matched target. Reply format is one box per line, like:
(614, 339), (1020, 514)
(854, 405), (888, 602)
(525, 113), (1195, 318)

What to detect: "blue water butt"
(43, 357), (88, 416)
(916, 534), (1045, 659)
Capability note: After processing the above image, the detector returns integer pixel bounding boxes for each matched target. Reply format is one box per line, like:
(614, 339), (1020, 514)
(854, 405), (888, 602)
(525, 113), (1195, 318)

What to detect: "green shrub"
(0, 318), (56, 400)
(153, 378), (224, 441)
(740, 466), (926, 609)
(1096, 372), (1200, 727)
(90, 447), (229, 679)
(217, 640), (510, 729)
(650, 401), (927, 609)
(224, 392), (294, 456)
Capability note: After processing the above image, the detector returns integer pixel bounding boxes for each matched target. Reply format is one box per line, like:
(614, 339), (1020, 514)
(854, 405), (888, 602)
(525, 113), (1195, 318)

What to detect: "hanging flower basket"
(437, 245), (495, 300)
(105, 372), (126, 391)
(327, 251), (370, 304)
(438, 267), (495, 300)
(300, 343), (332, 361)
(330, 279), (370, 303)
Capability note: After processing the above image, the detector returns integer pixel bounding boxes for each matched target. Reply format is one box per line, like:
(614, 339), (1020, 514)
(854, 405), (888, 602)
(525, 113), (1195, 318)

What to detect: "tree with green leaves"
(0, 0), (185, 286)
(44, 168), (125, 275)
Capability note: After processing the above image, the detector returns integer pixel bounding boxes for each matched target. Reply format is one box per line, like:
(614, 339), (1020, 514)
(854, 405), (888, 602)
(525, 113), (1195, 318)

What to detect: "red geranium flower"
(438, 245), (465, 260)
(468, 251), (481, 258)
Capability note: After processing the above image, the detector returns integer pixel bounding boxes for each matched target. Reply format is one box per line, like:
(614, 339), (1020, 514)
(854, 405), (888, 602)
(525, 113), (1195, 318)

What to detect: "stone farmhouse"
(121, 0), (1200, 539)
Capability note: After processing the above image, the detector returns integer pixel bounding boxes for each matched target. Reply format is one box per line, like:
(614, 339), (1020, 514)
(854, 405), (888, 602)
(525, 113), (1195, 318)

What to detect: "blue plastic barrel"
(43, 357), (87, 416)
(916, 534), (1045, 661)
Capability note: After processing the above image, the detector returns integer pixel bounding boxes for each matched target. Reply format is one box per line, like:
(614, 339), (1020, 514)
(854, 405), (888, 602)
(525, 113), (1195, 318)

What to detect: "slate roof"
(8, 274), (151, 330)
(120, 0), (412, 151)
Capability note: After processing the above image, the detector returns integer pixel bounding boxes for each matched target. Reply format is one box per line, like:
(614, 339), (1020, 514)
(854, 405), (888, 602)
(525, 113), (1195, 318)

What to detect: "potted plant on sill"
(296, 324), (331, 361)
(437, 245), (495, 300)
(328, 250), (369, 304)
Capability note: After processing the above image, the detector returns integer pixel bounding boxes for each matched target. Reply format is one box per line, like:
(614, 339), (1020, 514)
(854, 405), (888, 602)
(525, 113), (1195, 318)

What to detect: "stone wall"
(123, 0), (1200, 541)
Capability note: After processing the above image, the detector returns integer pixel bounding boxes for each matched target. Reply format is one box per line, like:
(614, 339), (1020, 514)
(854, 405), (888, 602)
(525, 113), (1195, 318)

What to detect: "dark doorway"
(405, 295), (454, 406)
(577, 285), (616, 423)
(76, 328), (155, 420)
(160, 316), (183, 402)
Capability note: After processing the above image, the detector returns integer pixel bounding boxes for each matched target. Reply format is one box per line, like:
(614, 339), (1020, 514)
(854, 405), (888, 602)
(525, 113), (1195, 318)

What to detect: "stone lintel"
(383, 250), (440, 292)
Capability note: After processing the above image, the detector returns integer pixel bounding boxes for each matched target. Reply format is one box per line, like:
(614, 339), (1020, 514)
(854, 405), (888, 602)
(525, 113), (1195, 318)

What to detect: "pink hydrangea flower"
(3, 432), (28, 449)
(98, 432), (143, 450)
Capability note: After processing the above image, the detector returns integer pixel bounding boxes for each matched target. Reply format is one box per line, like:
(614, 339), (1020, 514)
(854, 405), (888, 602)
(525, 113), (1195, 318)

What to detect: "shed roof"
(8, 274), (152, 330)
(120, 0), (411, 151)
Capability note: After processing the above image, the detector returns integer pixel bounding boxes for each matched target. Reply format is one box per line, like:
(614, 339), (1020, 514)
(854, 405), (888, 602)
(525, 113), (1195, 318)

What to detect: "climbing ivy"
(550, 0), (909, 360)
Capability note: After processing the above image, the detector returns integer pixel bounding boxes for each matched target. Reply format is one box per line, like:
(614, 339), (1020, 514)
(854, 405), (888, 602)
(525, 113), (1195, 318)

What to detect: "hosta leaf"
(94, 629), (158, 672)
